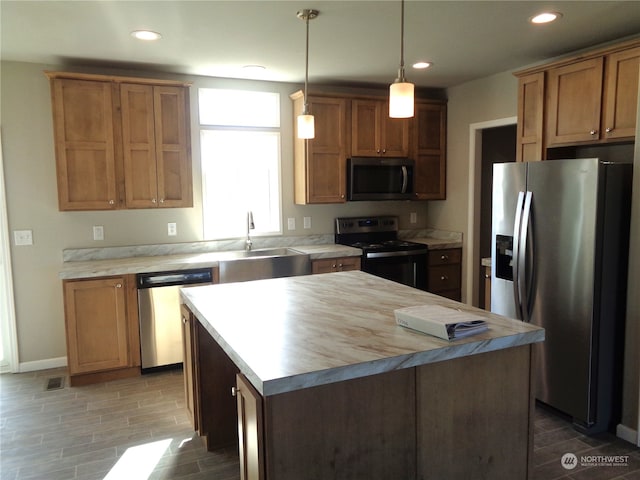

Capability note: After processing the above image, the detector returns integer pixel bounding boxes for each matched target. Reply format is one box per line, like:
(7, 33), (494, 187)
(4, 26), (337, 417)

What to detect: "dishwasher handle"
(137, 268), (213, 288)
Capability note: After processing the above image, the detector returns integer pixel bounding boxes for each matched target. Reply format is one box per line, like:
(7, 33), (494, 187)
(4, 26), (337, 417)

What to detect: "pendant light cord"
(303, 12), (310, 115)
(398, 0), (406, 82)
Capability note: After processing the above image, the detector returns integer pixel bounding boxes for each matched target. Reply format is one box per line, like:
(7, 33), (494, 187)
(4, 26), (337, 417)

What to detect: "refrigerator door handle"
(519, 191), (533, 323)
(512, 191), (525, 320)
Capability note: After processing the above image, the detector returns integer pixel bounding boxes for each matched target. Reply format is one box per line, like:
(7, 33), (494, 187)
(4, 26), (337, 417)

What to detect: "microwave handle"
(401, 166), (408, 193)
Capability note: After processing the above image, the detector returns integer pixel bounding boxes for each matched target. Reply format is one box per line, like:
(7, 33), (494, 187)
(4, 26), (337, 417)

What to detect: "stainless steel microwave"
(347, 157), (415, 201)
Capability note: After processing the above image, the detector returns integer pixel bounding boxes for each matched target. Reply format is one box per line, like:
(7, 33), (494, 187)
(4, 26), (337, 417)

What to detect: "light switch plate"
(287, 218), (296, 230)
(410, 212), (417, 224)
(14, 230), (33, 246)
(168, 222), (177, 236)
(303, 216), (311, 229)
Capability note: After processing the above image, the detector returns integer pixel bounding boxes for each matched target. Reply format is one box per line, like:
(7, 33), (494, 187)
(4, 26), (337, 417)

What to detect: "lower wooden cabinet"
(427, 248), (462, 301)
(63, 275), (140, 385)
(235, 374), (265, 480)
(484, 265), (492, 311)
(311, 256), (361, 274)
(181, 304), (199, 432)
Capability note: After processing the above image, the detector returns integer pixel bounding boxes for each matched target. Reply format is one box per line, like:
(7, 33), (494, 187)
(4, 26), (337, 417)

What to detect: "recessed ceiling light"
(131, 30), (162, 41)
(242, 65), (266, 72)
(413, 62), (432, 70)
(530, 12), (562, 24)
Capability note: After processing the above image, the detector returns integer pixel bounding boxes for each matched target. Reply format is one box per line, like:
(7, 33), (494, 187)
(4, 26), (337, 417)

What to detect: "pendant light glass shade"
(389, 80), (414, 118)
(389, 0), (414, 118)
(297, 113), (315, 139)
(297, 9), (318, 139)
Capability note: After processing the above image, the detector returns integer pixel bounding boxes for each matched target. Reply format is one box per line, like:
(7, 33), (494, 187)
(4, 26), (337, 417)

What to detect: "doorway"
(478, 125), (517, 308)
(466, 117), (516, 310)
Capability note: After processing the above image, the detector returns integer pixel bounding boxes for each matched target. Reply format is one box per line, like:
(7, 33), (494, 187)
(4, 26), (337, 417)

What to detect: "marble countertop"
(181, 270), (544, 397)
(59, 244), (362, 280)
(412, 237), (463, 250)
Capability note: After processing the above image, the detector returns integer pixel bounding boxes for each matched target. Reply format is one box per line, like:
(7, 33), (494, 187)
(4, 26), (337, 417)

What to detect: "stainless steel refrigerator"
(491, 158), (632, 434)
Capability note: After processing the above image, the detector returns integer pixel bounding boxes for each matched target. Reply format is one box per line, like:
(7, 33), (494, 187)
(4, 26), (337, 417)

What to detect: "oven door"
(361, 250), (427, 291)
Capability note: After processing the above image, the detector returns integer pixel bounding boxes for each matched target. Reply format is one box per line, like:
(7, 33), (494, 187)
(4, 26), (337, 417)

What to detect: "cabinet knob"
(338, 263), (343, 268)
(231, 386), (239, 397)
(440, 254), (449, 261)
(159, 198), (165, 204)
(382, 149), (386, 154)
(332, 264), (337, 268)
(440, 275), (448, 281)
(182, 316), (187, 324)
(605, 127), (613, 133)
(115, 283), (122, 288)
(151, 198), (157, 204)
(590, 130), (597, 136)
(108, 199), (115, 205)
(341, 194), (345, 199)
(484, 274), (491, 279)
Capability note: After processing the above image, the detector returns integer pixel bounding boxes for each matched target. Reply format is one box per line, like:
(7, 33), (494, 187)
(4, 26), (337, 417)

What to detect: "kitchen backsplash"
(62, 229), (462, 262)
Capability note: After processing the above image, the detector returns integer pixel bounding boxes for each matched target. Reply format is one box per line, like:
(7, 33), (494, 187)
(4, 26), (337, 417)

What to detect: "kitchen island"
(180, 270), (544, 480)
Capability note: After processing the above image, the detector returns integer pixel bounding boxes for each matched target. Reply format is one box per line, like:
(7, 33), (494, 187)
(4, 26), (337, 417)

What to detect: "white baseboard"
(18, 356), (67, 373)
(616, 423), (638, 445)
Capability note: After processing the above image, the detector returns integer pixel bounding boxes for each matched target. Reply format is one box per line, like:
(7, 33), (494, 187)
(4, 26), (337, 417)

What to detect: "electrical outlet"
(303, 216), (311, 229)
(287, 218), (296, 230)
(13, 230), (33, 246)
(168, 222), (177, 236)
(410, 212), (417, 224)
(93, 225), (104, 241)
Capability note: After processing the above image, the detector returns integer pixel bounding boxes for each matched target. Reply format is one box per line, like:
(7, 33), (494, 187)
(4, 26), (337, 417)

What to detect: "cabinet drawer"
(428, 248), (461, 266)
(428, 264), (461, 292)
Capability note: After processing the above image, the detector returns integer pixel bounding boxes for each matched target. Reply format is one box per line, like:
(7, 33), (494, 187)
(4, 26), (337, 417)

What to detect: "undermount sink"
(218, 248), (311, 284)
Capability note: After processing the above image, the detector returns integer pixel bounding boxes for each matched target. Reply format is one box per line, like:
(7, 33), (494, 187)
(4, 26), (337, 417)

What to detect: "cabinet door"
(603, 46), (640, 140)
(51, 78), (119, 210)
(336, 256), (361, 271)
(351, 99), (381, 156)
(516, 72), (545, 162)
(352, 99), (409, 157)
(154, 86), (193, 207)
(413, 101), (447, 199)
(312, 258), (338, 274)
(236, 374), (264, 480)
(546, 58), (604, 145)
(181, 305), (199, 431)
(121, 83), (158, 208)
(63, 277), (129, 375)
(294, 96), (347, 204)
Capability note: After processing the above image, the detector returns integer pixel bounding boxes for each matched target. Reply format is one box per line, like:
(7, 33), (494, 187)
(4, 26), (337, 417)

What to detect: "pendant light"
(389, 0), (414, 118)
(297, 9), (319, 139)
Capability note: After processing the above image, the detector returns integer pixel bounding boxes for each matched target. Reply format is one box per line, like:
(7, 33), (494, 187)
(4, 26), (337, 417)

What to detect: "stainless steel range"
(335, 216), (428, 290)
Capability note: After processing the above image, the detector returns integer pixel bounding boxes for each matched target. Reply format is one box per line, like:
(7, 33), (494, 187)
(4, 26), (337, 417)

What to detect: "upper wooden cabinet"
(351, 99), (409, 157)
(514, 39), (640, 156)
(291, 90), (447, 204)
(50, 78), (119, 210)
(411, 100), (447, 200)
(121, 84), (192, 208)
(602, 46), (640, 140)
(291, 92), (348, 204)
(47, 71), (193, 211)
(516, 72), (545, 162)
(546, 57), (604, 146)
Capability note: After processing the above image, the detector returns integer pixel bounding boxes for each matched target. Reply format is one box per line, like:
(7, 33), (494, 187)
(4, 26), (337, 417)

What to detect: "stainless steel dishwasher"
(137, 268), (213, 372)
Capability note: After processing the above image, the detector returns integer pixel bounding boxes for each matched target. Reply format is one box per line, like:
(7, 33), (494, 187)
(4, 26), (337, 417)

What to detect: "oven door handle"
(365, 249), (428, 259)
(401, 166), (408, 193)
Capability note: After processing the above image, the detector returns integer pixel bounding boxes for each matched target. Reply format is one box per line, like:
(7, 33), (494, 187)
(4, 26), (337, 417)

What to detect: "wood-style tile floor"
(1, 367), (639, 479)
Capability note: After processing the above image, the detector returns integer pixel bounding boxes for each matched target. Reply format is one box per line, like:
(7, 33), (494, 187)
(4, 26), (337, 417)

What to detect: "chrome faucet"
(246, 211), (255, 251)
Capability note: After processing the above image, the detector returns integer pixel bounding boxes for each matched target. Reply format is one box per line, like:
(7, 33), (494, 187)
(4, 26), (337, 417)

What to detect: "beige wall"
(0, 60), (428, 366)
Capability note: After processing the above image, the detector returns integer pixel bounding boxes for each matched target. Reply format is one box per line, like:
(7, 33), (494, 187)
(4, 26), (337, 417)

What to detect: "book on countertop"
(394, 304), (489, 341)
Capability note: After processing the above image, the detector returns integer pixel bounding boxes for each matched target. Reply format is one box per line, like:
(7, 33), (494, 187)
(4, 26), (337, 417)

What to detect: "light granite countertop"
(59, 244), (362, 280)
(58, 237), (460, 280)
(181, 270), (544, 397)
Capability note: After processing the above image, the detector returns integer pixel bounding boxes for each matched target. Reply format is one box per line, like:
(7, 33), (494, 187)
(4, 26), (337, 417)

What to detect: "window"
(199, 89), (281, 240)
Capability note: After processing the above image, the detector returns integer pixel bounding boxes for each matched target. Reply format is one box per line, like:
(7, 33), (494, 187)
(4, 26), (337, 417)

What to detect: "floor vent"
(46, 376), (65, 391)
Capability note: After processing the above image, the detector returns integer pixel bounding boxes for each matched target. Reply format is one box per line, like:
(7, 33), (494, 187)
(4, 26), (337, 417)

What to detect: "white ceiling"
(2, 1), (640, 89)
